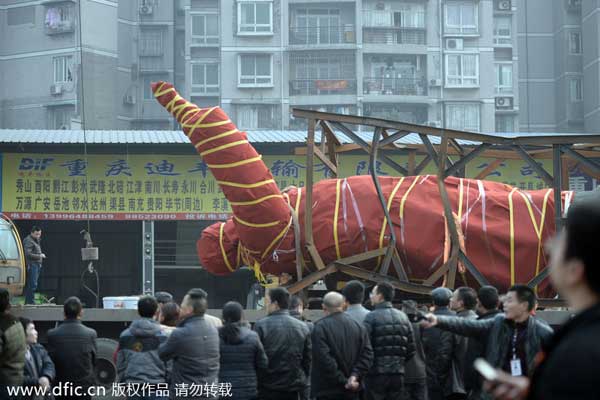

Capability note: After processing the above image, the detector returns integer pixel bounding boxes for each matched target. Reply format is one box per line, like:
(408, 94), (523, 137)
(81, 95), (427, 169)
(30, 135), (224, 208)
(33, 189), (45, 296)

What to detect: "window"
(236, 105), (277, 129)
(8, 6), (35, 25)
(570, 78), (582, 102)
(495, 63), (513, 94)
(191, 14), (219, 45)
(238, 54), (273, 87)
(569, 31), (582, 54)
(45, 5), (71, 27)
(192, 63), (219, 94)
(292, 9), (342, 45)
(238, 1), (273, 35)
(53, 56), (73, 84)
(445, 54), (479, 87)
(495, 115), (515, 133)
(140, 29), (163, 56)
(445, 2), (478, 35)
(446, 103), (480, 132)
(50, 106), (74, 130)
(493, 16), (511, 45)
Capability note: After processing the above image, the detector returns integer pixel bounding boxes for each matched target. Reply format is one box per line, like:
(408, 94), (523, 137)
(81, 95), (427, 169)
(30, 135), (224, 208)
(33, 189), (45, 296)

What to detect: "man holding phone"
(483, 193), (600, 400)
(421, 285), (553, 396)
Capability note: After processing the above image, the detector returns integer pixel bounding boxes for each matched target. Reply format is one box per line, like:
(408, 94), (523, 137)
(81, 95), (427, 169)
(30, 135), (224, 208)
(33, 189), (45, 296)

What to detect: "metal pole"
(553, 145), (563, 230)
(142, 220), (155, 295)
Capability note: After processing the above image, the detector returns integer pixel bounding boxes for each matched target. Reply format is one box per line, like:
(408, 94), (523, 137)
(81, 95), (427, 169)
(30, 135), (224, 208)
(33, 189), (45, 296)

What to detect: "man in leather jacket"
(364, 282), (415, 400)
(423, 285), (553, 389)
(422, 287), (457, 400)
(254, 287), (311, 400)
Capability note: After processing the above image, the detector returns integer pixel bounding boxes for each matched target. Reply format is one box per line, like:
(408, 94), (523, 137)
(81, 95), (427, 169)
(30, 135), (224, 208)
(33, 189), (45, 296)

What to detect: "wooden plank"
(287, 263), (337, 294)
(474, 158), (506, 180)
(335, 247), (388, 265)
(408, 150), (416, 175)
(306, 243), (326, 271)
(335, 263), (433, 295)
(305, 119), (317, 256)
(314, 146), (338, 178)
(423, 261), (450, 286)
(415, 155), (431, 175)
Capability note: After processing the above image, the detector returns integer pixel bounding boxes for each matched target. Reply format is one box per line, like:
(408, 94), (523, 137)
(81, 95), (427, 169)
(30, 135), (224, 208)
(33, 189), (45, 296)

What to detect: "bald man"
(311, 292), (374, 400)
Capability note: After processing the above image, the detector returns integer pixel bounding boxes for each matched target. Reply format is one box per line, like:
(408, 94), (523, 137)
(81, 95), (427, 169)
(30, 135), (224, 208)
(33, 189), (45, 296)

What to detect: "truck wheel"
(95, 338), (118, 386)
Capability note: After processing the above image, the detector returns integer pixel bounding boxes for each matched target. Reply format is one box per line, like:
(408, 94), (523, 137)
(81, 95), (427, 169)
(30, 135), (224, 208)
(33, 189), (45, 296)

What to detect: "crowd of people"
(0, 192), (598, 400)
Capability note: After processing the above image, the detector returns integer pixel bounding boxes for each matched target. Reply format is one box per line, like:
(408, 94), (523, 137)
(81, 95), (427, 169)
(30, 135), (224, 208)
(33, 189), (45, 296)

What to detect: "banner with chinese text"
(2, 152), (584, 221)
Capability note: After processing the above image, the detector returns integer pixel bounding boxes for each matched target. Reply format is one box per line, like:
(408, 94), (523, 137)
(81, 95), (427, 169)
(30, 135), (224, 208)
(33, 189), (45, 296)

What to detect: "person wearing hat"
(422, 287), (458, 400)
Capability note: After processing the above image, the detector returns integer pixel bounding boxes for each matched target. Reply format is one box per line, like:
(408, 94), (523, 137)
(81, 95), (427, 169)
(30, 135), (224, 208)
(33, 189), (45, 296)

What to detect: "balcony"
(290, 79), (356, 96)
(191, 35), (219, 46)
(363, 27), (426, 45)
(139, 57), (169, 74)
(363, 77), (427, 96)
(45, 19), (74, 35)
(289, 25), (356, 46)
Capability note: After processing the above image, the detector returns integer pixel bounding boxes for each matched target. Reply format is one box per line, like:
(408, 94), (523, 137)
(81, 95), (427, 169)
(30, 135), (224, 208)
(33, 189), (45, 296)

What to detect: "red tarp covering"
(153, 82), (572, 295)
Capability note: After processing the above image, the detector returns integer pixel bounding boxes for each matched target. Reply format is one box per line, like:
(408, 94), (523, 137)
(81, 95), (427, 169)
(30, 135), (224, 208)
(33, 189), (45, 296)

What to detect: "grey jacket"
(436, 314), (553, 374)
(345, 304), (370, 324)
(117, 318), (168, 383)
(158, 314), (219, 387)
(23, 234), (43, 265)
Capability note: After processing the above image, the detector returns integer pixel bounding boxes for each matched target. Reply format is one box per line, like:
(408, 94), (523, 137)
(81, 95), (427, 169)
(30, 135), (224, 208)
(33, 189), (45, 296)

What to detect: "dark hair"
(431, 287), (452, 307)
(19, 317), (33, 333)
(161, 302), (180, 327)
(64, 296), (82, 319)
(289, 295), (304, 310)
(402, 299), (418, 314)
(456, 286), (478, 310)
(220, 301), (244, 344)
(268, 287), (290, 309)
(31, 226), (41, 233)
(185, 288), (208, 315)
(565, 195), (600, 294)
(508, 285), (537, 311)
(0, 288), (10, 313)
(375, 282), (394, 302)
(154, 291), (173, 305)
(138, 295), (158, 318)
(478, 285), (499, 310)
(341, 280), (365, 305)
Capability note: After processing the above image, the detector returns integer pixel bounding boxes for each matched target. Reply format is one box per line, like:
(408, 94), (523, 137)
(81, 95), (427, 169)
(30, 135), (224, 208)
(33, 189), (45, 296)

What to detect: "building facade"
(2, 0), (524, 133)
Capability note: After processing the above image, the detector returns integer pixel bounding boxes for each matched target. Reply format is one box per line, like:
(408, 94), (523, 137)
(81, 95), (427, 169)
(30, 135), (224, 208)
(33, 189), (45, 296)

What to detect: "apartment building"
(0, 0), (118, 130)
(1, 0), (523, 133)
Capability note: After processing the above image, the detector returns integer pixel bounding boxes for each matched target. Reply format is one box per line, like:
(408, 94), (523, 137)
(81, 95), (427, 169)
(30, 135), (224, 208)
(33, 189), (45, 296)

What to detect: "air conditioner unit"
(446, 38), (464, 51)
(139, 5), (153, 15)
(495, 96), (514, 110)
(50, 84), (63, 95)
(427, 121), (442, 128)
(429, 78), (442, 87)
(497, 0), (511, 11)
(123, 94), (136, 105)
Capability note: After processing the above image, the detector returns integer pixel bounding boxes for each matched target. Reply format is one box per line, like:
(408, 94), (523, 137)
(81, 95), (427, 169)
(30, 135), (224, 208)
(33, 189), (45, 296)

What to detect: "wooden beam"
(408, 150), (416, 175)
(335, 263), (433, 295)
(474, 158), (506, 180)
(415, 155), (431, 175)
(313, 146), (338, 178)
(287, 263), (337, 294)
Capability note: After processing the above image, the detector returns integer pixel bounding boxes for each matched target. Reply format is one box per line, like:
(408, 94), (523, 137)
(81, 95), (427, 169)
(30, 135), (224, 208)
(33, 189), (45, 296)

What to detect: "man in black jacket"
(311, 291), (373, 400)
(485, 193), (600, 400)
(22, 226), (46, 305)
(402, 300), (428, 400)
(46, 297), (97, 400)
(466, 286), (501, 400)
(364, 282), (415, 400)
(423, 285), (553, 385)
(422, 287), (456, 400)
(450, 287), (478, 399)
(158, 288), (219, 398)
(254, 287), (311, 400)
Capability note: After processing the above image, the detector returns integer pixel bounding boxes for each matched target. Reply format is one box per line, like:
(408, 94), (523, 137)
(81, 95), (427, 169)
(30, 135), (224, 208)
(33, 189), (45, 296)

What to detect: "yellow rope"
(199, 140), (248, 157)
(182, 119), (231, 130)
(207, 156), (263, 169)
(195, 129), (239, 148)
(377, 177), (405, 268)
(216, 179), (275, 189)
(219, 223), (234, 272)
(234, 216), (280, 228)
(261, 216), (293, 259)
(333, 179), (342, 260)
(230, 194), (284, 207)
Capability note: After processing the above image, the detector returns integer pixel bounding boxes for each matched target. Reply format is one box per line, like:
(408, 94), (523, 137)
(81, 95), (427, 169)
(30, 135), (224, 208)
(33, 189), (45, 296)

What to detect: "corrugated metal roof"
(0, 129), (596, 146)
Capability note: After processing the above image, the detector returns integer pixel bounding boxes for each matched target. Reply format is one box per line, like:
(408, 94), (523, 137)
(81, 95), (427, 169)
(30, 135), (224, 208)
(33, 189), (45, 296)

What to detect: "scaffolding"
(288, 109), (600, 305)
